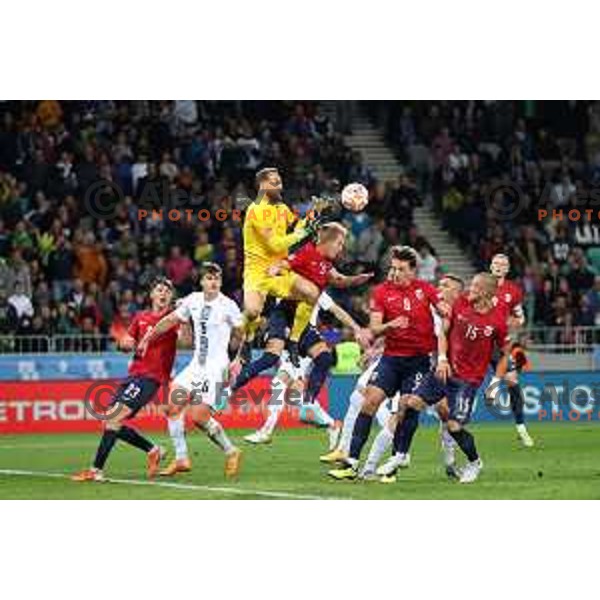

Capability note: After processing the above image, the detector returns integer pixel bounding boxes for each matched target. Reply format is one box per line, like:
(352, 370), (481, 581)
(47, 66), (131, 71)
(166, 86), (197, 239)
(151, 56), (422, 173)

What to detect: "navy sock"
(304, 351), (334, 404)
(509, 385), (525, 425)
(233, 352), (280, 391)
(117, 425), (154, 453)
(449, 428), (479, 462)
(93, 429), (118, 470)
(349, 412), (373, 460)
(393, 408), (420, 454)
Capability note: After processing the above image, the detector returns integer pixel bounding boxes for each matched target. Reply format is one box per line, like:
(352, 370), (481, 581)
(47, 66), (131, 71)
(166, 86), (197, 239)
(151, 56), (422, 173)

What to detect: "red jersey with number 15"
(288, 241), (333, 291)
(370, 279), (442, 356)
(448, 295), (509, 386)
(127, 309), (179, 383)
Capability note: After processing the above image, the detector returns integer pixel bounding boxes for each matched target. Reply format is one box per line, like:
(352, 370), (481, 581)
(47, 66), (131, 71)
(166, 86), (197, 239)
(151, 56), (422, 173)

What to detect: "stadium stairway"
(323, 102), (476, 282)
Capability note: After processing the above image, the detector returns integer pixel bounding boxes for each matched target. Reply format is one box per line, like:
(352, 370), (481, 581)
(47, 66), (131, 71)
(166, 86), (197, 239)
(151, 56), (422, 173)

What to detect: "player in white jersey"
(242, 291), (371, 448)
(137, 263), (245, 478)
(319, 339), (395, 468)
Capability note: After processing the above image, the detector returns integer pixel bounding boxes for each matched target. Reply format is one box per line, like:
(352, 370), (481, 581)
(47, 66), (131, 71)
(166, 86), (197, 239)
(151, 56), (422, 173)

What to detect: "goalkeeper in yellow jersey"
(241, 167), (322, 349)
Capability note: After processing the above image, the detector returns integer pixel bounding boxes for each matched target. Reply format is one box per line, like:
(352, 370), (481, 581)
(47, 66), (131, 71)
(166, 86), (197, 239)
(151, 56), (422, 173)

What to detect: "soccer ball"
(341, 182), (369, 212)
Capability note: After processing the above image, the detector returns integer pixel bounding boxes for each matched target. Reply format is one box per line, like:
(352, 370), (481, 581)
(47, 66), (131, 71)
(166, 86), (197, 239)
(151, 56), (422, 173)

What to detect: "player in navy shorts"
(488, 253), (534, 447)
(329, 245), (447, 480)
(388, 272), (510, 484)
(72, 277), (178, 482)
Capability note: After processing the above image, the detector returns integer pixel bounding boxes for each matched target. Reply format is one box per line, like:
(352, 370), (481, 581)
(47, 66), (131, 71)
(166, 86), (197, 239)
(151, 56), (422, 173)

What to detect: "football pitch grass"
(0, 422), (599, 499)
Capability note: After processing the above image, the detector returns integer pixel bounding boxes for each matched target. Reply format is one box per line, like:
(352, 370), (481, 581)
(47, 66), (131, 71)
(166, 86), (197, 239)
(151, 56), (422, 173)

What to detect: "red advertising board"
(0, 377), (328, 434)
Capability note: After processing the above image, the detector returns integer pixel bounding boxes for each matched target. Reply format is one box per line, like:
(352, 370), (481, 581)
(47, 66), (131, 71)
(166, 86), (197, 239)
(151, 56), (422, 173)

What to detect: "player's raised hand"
(387, 315), (409, 329)
(436, 357), (452, 383)
(118, 334), (136, 352)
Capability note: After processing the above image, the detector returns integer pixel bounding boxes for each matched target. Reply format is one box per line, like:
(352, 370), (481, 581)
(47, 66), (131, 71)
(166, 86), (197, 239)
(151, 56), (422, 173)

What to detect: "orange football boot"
(159, 458), (192, 476)
(147, 446), (166, 479)
(224, 448), (243, 479)
(71, 468), (105, 482)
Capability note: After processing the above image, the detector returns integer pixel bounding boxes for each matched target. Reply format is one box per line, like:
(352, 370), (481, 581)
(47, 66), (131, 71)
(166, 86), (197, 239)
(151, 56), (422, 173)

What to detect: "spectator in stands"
(8, 281), (34, 320)
(416, 242), (438, 282)
(567, 248), (595, 295)
(166, 245), (194, 288)
(0, 291), (18, 335)
(74, 231), (108, 286)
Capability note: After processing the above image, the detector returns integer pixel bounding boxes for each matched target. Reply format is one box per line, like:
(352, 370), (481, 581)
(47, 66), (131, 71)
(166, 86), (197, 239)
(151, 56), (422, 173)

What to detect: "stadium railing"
(0, 334), (115, 354)
(524, 326), (600, 354)
(0, 327), (599, 355)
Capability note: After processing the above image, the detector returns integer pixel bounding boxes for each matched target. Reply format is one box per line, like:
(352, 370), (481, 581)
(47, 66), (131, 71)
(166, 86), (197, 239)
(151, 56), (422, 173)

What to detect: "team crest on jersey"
(483, 326), (494, 337)
(504, 293), (512, 303)
(415, 288), (424, 301)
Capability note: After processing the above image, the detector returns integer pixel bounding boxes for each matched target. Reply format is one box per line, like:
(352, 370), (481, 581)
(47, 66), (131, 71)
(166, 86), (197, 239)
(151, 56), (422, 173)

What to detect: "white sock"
(261, 376), (287, 436)
(167, 414), (188, 461)
(516, 423), (528, 434)
(375, 400), (391, 428)
(300, 401), (335, 428)
(338, 390), (363, 454)
(363, 426), (393, 473)
(312, 402), (335, 427)
(440, 423), (456, 466)
(202, 417), (235, 454)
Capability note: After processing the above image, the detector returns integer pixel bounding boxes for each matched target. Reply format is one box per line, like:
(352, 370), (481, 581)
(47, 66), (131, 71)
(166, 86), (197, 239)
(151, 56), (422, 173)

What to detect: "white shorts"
(172, 362), (227, 409)
(278, 351), (312, 382)
(356, 357), (381, 391)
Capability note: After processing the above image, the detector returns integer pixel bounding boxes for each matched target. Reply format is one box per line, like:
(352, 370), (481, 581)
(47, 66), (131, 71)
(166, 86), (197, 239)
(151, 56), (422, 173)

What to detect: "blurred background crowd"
(1, 100), (599, 356)
(368, 101), (600, 337)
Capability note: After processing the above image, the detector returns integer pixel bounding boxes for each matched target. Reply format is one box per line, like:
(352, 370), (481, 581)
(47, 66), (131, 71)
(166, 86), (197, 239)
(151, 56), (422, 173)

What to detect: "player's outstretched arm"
(435, 319), (452, 383)
(326, 300), (372, 348)
(328, 268), (374, 289)
(369, 311), (408, 337)
(137, 311), (181, 356)
(251, 217), (310, 255)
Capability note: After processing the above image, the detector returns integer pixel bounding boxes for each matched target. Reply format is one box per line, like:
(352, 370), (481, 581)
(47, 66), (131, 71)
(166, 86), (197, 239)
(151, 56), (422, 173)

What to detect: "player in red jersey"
(231, 222), (371, 393)
(72, 277), (178, 482)
(488, 253), (534, 447)
(386, 273), (510, 483)
(329, 245), (448, 480)
(283, 222), (373, 362)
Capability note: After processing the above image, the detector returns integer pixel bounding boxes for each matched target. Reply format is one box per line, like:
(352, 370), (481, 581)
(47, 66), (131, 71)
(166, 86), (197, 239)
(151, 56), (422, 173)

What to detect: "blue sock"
(349, 412), (373, 460)
(304, 351), (334, 404)
(232, 352), (280, 390)
(393, 408), (419, 454)
(449, 428), (479, 462)
(509, 385), (525, 425)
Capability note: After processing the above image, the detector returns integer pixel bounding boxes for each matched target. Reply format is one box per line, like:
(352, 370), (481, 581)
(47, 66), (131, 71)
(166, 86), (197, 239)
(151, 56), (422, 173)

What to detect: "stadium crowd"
(0, 101), (421, 353)
(2, 100), (600, 353)
(369, 101), (600, 340)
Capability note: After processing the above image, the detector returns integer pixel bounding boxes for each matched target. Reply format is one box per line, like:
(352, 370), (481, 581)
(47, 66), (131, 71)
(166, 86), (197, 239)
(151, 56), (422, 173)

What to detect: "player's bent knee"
(106, 404), (130, 430)
(190, 402), (211, 424)
(436, 399), (449, 422)
(405, 394), (425, 411)
(362, 387), (385, 415)
(447, 419), (462, 433)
